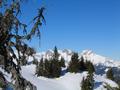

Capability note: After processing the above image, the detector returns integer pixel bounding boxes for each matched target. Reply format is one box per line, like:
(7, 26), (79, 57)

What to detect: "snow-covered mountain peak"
(62, 49), (73, 54)
(33, 49), (73, 61)
(80, 50), (106, 64)
(33, 49), (120, 67)
(80, 50), (120, 67)
(81, 49), (94, 56)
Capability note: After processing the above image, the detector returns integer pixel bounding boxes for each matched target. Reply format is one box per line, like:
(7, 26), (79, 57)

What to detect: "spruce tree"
(44, 59), (50, 77)
(88, 73), (94, 90)
(0, 0), (45, 89)
(68, 53), (80, 73)
(51, 59), (61, 77)
(81, 77), (91, 90)
(53, 46), (59, 60)
(81, 77), (86, 90)
(36, 58), (51, 78)
(81, 74), (94, 90)
(86, 61), (95, 74)
(36, 58), (44, 76)
(106, 68), (114, 81)
(60, 57), (65, 68)
(32, 57), (38, 65)
(79, 56), (87, 71)
(81, 60), (95, 90)
(36, 47), (62, 78)
(49, 46), (61, 77)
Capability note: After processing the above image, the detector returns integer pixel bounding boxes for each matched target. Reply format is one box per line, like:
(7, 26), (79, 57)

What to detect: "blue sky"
(20, 0), (120, 60)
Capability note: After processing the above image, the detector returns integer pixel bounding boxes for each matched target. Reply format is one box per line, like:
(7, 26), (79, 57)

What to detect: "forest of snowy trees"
(0, 0), (120, 90)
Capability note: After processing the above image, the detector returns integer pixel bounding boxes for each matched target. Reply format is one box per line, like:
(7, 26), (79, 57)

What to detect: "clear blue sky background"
(20, 0), (120, 60)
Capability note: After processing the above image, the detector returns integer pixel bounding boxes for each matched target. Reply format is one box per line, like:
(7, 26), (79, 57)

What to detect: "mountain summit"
(34, 49), (120, 67)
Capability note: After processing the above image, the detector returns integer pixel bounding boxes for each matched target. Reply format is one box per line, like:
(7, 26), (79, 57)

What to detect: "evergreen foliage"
(50, 46), (61, 77)
(68, 52), (80, 73)
(44, 59), (51, 77)
(86, 61), (95, 74)
(0, 82), (4, 88)
(60, 57), (65, 68)
(104, 83), (120, 90)
(81, 73), (94, 90)
(50, 58), (61, 78)
(53, 46), (59, 60)
(0, 0), (45, 89)
(0, 72), (6, 88)
(32, 58), (38, 65)
(106, 68), (114, 81)
(36, 46), (62, 78)
(115, 81), (120, 90)
(79, 56), (87, 71)
(36, 58), (44, 76)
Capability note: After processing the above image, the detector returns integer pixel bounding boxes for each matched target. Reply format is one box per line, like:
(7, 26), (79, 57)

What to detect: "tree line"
(35, 46), (95, 78)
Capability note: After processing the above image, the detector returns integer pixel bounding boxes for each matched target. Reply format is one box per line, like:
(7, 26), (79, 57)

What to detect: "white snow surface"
(22, 49), (120, 90)
(1, 49), (120, 90)
(80, 50), (120, 67)
(21, 64), (87, 90)
(21, 64), (118, 90)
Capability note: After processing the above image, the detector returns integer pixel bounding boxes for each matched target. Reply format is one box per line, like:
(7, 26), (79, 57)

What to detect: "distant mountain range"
(1, 49), (120, 90)
(34, 49), (120, 67)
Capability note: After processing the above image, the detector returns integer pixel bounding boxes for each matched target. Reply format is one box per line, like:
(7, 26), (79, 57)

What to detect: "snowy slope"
(21, 64), (87, 90)
(20, 49), (120, 90)
(1, 49), (120, 90)
(21, 64), (118, 90)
